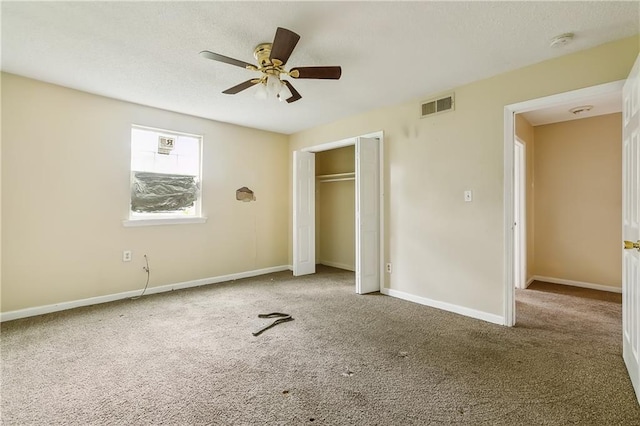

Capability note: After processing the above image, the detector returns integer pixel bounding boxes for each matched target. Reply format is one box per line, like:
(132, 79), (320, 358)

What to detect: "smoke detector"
(550, 33), (574, 48)
(569, 105), (593, 115)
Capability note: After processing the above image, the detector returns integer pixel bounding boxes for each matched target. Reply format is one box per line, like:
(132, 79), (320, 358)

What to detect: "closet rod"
(316, 172), (355, 180)
(319, 177), (355, 183)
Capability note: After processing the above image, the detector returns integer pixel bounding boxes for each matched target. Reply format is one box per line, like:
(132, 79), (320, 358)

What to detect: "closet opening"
(315, 146), (356, 272)
(293, 132), (383, 294)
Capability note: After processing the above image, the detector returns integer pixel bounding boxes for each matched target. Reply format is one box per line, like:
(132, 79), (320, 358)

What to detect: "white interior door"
(293, 150), (316, 276)
(623, 53), (640, 404)
(355, 137), (380, 294)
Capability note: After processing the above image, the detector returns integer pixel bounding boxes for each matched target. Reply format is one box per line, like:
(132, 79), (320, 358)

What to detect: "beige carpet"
(1, 267), (639, 425)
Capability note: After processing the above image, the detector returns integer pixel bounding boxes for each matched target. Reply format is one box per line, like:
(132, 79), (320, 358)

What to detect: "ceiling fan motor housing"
(253, 43), (289, 77)
(254, 43), (274, 67)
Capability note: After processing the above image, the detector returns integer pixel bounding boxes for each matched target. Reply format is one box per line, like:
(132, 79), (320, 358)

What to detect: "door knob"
(624, 240), (640, 251)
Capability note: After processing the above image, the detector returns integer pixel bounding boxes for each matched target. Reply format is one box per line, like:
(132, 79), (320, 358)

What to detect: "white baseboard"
(380, 287), (504, 326)
(1, 265), (291, 322)
(531, 275), (622, 294)
(318, 260), (355, 272)
(525, 277), (535, 288)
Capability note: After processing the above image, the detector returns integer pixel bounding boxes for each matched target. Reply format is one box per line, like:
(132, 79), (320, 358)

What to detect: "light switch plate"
(464, 190), (473, 202)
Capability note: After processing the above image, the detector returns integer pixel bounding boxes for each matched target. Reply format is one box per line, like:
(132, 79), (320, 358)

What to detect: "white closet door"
(293, 150), (316, 276)
(355, 137), (380, 294)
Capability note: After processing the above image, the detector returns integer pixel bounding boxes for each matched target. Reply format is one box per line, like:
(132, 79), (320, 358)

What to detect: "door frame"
(503, 80), (624, 326)
(295, 130), (385, 293)
(513, 137), (526, 290)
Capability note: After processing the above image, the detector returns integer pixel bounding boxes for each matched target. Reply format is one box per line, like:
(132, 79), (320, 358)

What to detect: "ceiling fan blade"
(290, 66), (342, 80)
(200, 50), (255, 69)
(269, 27), (300, 66)
(281, 80), (302, 103)
(222, 79), (259, 94)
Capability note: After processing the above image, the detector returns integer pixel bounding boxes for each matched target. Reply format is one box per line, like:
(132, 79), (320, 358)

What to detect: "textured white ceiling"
(2, 1), (638, 134)
(521, 90), (622, 126)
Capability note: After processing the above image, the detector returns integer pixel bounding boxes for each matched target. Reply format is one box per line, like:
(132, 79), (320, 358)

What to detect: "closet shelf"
(316, 172), (355, 183)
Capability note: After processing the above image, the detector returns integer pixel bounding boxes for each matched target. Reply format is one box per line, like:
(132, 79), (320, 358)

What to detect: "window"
(124, 125), (204, 226)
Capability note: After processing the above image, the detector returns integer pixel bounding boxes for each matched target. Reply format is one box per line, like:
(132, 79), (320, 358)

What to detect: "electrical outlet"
(123, 250), (132, 262)
(386, 263), (392, 274)
(464, 190), (473, 202)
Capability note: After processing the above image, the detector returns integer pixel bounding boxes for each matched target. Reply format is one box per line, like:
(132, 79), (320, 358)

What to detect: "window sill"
(122, 217), (208, 227)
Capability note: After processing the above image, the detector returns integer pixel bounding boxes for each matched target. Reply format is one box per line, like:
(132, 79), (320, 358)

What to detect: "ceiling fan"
(200, 27), (342, 103)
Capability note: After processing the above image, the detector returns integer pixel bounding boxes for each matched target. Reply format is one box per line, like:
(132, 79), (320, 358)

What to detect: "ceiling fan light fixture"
(254, 82), (268, 100)
(278, 83), (293, 102)
(266, 75), (283, 98)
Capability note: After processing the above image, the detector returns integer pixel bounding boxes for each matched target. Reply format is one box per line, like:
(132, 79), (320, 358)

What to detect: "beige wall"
(316, 146), (355, 175)
(515, 114), (536, 281)
(289, 36), (637, 317)
(315, 147), (355, 270)
(4, 36), (635, 318)
(533, 113), (622, 288)
(1, 73), (289, 312)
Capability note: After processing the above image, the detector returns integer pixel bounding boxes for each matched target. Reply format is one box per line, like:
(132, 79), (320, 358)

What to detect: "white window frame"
(122, 125), (207, 227)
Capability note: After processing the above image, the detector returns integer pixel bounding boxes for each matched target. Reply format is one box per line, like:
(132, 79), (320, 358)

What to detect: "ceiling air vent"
(421, 93), (455, 118)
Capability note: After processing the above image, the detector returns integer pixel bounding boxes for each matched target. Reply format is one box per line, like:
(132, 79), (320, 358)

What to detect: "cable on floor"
(131, 254), (150, 300)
